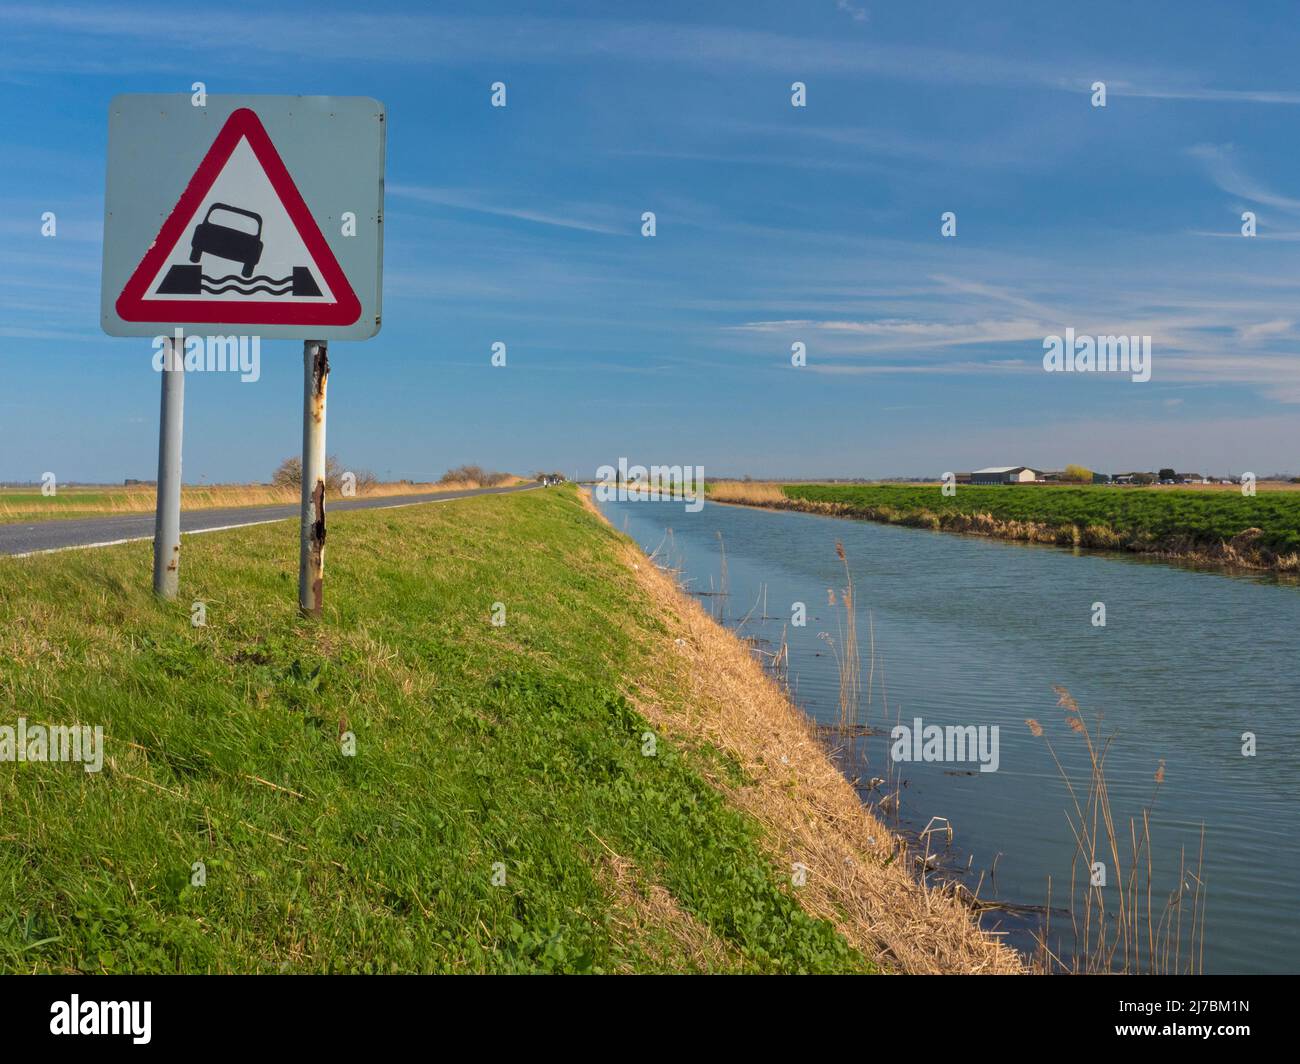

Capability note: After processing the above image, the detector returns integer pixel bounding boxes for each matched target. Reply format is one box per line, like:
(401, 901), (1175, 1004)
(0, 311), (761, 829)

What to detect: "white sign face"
(102, 95), (385, 339)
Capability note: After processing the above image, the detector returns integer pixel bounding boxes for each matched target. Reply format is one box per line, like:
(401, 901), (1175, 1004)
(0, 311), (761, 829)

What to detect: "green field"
(778, 483), (1300, 558)
(0, 486), (866, 974)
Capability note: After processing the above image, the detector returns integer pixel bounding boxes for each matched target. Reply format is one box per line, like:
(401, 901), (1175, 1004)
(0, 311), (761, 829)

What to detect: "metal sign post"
(153, 332), (184, 598)
(299, 341), (328, 617)
(102, 95), (384, 607)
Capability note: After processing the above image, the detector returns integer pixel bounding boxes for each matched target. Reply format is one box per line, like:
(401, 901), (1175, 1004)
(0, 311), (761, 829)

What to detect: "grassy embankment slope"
(0, 479), (525, 526)
(708, 481), (1300, 571)
(0, 485), (1015, 973)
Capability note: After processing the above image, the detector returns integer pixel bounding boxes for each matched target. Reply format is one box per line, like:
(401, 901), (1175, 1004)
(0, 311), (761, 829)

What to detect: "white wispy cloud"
(1237, 319), (1293, 344)
(0, 4), (1277, 109)
(731, 316), (1046, 351)
(1190, 229), (1300, 240)
(834, 1), (869, 25)
(1189, 143), (1300, 215)
(719, 257), (1300, 401)
(805, 359), (1031, 376)
(1116, 85), (1300, 106)
(387, 186), (626, 236)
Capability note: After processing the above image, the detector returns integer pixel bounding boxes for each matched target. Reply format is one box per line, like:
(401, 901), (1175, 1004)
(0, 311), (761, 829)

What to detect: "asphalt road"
(0, 483), (538, 557)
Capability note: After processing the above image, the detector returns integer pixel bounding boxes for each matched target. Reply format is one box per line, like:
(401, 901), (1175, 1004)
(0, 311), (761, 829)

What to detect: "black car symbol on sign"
(189, 203), (264, 278)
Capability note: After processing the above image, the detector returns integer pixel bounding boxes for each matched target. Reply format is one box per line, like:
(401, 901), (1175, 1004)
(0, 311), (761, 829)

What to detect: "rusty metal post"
(299, 340), (329, 616)
(152, 331), (185, 598)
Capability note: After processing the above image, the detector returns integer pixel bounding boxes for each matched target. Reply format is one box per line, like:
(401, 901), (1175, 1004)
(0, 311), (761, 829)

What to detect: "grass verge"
(1, 485), (874, 973)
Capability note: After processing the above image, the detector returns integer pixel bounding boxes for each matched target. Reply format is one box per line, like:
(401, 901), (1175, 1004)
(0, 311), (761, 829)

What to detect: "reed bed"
(1027, 686), (1207, 974)
(705, 480), (789, 505)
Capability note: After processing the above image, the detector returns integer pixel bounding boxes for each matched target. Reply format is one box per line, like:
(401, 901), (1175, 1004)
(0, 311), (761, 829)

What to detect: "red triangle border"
(115, 108), (362, 327)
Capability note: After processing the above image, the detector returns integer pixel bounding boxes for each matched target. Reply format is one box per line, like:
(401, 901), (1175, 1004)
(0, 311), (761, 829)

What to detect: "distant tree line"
(438, 465), (514, 487)
(272, 460), (514, 491)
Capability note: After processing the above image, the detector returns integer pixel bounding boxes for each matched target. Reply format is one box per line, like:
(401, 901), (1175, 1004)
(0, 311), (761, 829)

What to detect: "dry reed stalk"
(716, 531), (728, 623)
(817, 543), (862, 745)
(1028, 687), (1206, 973)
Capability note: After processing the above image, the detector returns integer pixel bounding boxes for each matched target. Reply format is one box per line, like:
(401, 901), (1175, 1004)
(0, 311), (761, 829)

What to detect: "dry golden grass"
(595, 849), (739, 973)
(0, 477), (525, 522)
(581, 490), (1023, 974)
(706, 480), (789, 505)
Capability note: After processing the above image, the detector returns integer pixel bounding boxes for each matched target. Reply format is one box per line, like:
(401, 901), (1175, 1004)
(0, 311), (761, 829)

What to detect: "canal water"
(596, 496), (1300, 974)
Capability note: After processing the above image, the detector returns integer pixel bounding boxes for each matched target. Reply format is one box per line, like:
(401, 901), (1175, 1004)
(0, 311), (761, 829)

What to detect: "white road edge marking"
(5, 487), (536, 559)
(11, 536), (153, 558)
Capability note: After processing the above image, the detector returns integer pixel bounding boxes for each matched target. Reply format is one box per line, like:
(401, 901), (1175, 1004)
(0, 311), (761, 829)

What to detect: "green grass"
(779, 483), (1300, 555)
(0, 491), (117, 505)
(0, 486), (866, 974)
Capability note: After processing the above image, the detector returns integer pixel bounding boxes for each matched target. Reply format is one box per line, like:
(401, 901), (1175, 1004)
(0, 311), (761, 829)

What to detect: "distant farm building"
(971, 466), (1040, 485)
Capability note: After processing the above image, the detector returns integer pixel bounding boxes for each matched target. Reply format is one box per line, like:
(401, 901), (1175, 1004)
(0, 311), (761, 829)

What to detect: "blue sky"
(3, 0), (1300, 482)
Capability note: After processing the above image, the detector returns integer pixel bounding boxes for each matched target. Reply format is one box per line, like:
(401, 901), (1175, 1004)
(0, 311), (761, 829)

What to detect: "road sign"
(101, 95), (384, 610)
(115, 108), (361, 328)
(102, 95), (384, 339)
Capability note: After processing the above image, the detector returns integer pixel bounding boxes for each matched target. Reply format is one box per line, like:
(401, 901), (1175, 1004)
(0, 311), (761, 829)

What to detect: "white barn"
(971, 466), (1039, 485)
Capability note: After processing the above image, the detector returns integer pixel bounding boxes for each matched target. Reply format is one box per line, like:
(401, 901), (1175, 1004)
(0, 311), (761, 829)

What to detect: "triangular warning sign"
(115, 108), (361, 327)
